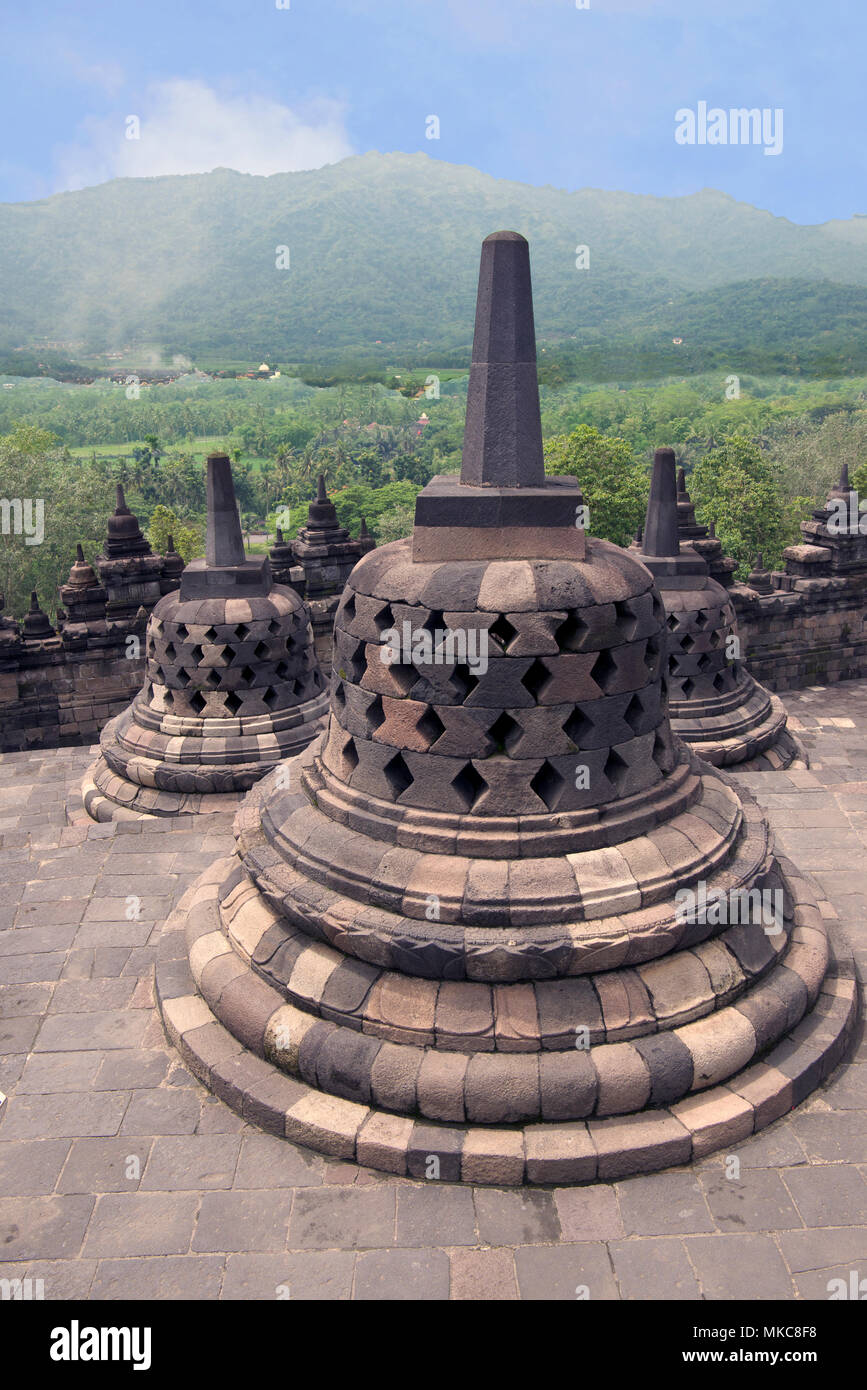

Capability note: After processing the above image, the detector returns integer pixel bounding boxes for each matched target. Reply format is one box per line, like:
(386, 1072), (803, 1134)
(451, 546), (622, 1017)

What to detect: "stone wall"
(0, 623), (147, 753)
(735, 574), (867, 692)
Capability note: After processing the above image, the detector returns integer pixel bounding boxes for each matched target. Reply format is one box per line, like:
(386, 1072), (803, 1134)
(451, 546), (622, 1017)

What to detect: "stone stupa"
(157, 234), (854, 1185)
(79, 453), (328, 820)
(634, 450), (801, 772)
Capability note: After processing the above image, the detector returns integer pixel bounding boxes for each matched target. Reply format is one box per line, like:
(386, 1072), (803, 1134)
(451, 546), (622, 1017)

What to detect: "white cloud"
(53, 79), (353, 190)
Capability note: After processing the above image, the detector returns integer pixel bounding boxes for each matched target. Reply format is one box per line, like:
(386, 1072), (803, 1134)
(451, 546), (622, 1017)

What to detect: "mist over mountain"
(2, 152), (867, 364)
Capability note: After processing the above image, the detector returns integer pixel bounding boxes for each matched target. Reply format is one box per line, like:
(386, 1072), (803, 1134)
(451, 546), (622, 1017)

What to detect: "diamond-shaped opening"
(234, 623), (251, 642)
(420, 608), (444, 635)
(203, 626), (218, 642)
(268, 619), (282, 635)
(652, 729), (670, 768)
(190, 644), (204, 664)
(373, 602), (394, 636)
(291, 679), (303, 698)
(555, 611), (589, 652)
(450, 665), (479, 702)
(275, 660), (290, 679)
(451, 761), (487, 812)
(623, 693), (645, 733)
(224, 691), (243, 716)
(190, 691), (207, 715)
(694, 609), (709, 630)
(341, 736), (359, 775)
(416, 705), (446, 747)
(204, 669), (222, 689)
(383, 751), (414, 799)
(680, 632), (695, 653)
(175, 667), (191, 688)
(697, 652), (713, 674)
(590, 648), (618, 694)
(162, 689), (174, 708)
(347, 639), (367, 683)
(262, 686), (279, 710)
(389, 662), (417, 695)
(366, 694), (385, 731)
(220, 644), (237, 666)
(487, 710), (521, 754)
(488, 613), (518, 653)
(164, 641), (177, 662)
(175, 623), (188, 639)
(666, 613), (680, 631)
(240, 665), (257, 685)
(254, 641), (269, 660)
(713, 670), (731, 693)
(530, 759), (565, 811)
(602, 747), (629, 793)
(522, 658), (551, 701)
(333, 680), (346, 712)
(614, 600), (637, 640)
(681, 676), (696, 698)
(342, 593), (357, 625)
(153, 666), (165, 684)
(563, 706), (593, 749)
(285, 635), (296, 654)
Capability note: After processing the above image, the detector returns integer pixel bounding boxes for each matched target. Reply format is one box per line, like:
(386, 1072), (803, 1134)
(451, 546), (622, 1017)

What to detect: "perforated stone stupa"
(80, 453), (328, 820)
(156, 234), (855, 1185)
(634, 449), (800, 772)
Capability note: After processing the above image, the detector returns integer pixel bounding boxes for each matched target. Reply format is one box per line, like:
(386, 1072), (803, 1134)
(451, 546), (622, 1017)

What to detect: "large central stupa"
(157, 234), (854, 1184)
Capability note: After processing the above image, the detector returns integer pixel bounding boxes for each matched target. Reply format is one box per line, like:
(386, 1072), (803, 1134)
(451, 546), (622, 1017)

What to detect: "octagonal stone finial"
(205, 453), (246, 568)
(643, 447), (681, 558)
(460, 230), (545, 489)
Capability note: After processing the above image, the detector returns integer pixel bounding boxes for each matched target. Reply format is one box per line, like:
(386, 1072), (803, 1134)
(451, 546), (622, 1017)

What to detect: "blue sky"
(0, 0), (862, 223)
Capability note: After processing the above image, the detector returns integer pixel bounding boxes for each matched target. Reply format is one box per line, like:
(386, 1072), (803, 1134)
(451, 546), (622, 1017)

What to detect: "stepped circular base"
(78, 693), (328, 822)
(672, 693), (802, 771)
(77, 754), (249, 821)
(155, 829), (858, 1183)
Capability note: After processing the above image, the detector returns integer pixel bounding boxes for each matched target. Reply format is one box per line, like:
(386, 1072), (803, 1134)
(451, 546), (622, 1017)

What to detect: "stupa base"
(672, 692), (805, 772)
(72, 754), (250, 822)
(154, 829), (857, 1183)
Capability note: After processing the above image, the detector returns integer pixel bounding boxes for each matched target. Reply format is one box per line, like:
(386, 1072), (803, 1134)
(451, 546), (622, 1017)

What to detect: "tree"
(689, 435), (793, 577)
(544, 424), (649, 547)
(375, 503), (415, 545)
(146, 505), (202, 563)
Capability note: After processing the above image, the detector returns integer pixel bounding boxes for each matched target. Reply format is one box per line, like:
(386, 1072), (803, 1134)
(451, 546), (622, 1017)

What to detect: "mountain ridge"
(2, 153), (866, 361)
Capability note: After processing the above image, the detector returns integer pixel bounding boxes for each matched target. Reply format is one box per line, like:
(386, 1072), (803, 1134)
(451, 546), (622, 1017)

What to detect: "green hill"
(2, 152), (867, 364)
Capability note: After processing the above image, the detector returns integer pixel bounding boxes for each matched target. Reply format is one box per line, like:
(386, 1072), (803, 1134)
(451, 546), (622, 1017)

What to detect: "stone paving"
(0, 681), (865, 1301)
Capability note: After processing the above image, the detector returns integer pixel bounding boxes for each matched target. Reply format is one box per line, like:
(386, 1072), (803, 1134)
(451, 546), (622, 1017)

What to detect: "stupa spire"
(460, 230), (544, 488)
(205, 453), (245, 568)
(643, 447), (681, 558)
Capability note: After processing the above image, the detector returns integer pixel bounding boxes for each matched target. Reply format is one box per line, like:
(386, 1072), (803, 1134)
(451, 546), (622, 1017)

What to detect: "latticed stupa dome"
(633, 449), (799, 771)
(81, 454), (327, 819)
(157, 234), (853, 1185)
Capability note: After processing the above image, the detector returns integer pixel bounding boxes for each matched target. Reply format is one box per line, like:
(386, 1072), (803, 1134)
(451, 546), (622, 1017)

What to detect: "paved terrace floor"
(0, 682), (865, 1302)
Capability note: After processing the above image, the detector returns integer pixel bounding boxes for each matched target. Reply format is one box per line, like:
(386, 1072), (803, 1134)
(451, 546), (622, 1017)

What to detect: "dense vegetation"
(1, 368), (865, 622)
(3, 154), (867, 367)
